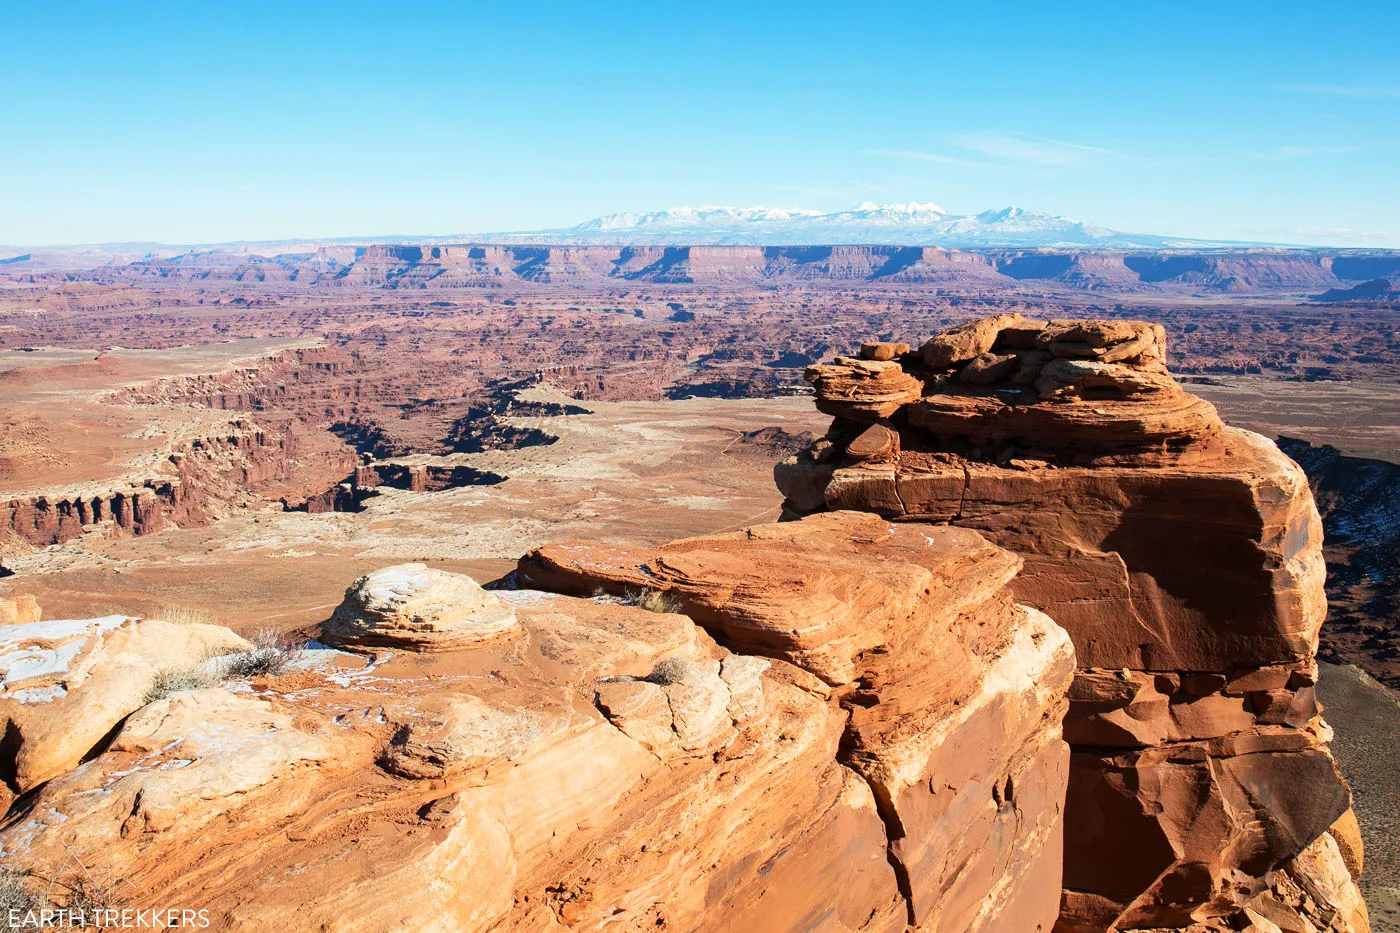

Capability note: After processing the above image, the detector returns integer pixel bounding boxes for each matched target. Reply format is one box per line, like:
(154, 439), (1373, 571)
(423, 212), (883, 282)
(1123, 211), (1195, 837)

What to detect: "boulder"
(322, 563), (520, 652)
(959, 350), (1021, 385)
(859, 341), (910, 361)
(920, 312), (1028, 369)
(845, 422), (899, 461)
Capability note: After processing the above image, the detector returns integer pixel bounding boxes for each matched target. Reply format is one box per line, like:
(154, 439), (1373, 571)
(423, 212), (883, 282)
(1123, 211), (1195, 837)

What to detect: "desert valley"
(0, 240), (1396, 931)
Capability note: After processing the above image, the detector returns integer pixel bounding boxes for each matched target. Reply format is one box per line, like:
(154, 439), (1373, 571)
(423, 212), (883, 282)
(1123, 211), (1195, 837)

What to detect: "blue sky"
(3, 1), (1399, 246)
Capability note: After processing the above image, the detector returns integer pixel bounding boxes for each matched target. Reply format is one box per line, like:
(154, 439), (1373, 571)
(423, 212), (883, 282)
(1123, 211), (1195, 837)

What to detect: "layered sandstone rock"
(0, 416), (356, 552)
(0, 527), (1074, 932)
(805, 356), (926, 422)
(0, 614), (249, 797)
(322, 562), (521, 651)
(521, 510), (1077, 930)
(778, 315), (1368, 932)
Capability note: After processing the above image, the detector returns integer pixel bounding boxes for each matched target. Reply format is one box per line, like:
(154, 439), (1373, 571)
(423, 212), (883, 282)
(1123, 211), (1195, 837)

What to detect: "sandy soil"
(1190, 376), (1400, 464)
(0, 395), (827, 631)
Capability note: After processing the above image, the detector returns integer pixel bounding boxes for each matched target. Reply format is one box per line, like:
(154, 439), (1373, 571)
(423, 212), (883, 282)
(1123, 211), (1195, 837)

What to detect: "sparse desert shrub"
(0, 866), (39, 923)
(219, 627), (303, 679)
(143, 666), (217, 704)
(644, 657), (692, 686)
(626, 589), (682, 614)
(57, 871), (128, 918)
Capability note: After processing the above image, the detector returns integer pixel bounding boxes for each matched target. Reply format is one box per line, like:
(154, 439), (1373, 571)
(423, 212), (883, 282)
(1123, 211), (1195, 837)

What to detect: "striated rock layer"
(520, 510), (1077, 930)
(0, 416), (355, 552)
(777, 315), (1368, 932)
(0, 518), (1074, 932)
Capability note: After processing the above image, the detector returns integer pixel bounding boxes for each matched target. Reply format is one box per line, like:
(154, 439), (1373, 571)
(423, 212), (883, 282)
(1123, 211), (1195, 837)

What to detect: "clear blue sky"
(4, 1), (1398, 246)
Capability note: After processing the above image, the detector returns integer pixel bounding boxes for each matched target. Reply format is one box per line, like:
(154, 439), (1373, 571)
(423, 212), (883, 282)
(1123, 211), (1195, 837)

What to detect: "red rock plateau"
(0, 251), (1396, 931)
(778, 315), (1369, 931)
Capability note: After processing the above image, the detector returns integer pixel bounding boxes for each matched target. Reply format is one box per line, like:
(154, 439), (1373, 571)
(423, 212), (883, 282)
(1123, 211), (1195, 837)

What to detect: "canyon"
(0, 253), (1396, 931)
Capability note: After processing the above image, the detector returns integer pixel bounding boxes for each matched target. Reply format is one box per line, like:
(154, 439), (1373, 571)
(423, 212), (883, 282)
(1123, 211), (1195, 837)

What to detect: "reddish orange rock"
(805, 356), (925, 423)
(859, 340), (910, 361)
(782, 315), (1366, 933)
(845, 422), (899, 461)
(522, 510), (1077, 931)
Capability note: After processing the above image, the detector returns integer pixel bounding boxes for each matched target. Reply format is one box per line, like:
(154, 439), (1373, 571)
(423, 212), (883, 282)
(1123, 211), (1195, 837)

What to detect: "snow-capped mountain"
(502, 203), (1203, 248)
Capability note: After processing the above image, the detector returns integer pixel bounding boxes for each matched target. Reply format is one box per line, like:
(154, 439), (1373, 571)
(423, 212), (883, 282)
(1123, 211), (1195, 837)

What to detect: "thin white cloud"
(853, 180), (886, 192)
(862, 148), (979, 166)
(951, 131), (1124, 165)
(1015, 133), (1126, 158)
(1284, 84), (1400, 99)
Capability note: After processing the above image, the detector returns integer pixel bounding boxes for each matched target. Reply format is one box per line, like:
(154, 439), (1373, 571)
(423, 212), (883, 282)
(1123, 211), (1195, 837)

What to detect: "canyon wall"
(1, 416), (355, 552)
(104, 245), (1400, 293)
(777, 317), (1368, 931)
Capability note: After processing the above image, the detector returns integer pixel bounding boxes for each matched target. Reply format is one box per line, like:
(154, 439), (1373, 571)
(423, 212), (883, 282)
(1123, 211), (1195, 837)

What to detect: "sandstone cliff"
(0, 518), (1074, 931)
(1, 415), (355, 554)
(779, 316), (1369, 932)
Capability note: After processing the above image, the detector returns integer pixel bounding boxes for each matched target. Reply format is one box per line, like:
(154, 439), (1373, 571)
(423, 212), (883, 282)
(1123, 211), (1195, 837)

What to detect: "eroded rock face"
(0, 527), (1074, 933)
(0, 595), (39, 626)
(0, 614), (249, 798)
(779, 315), (1367, 932)
(322, 562), (521, 651)
(521, 510), (1077, 930)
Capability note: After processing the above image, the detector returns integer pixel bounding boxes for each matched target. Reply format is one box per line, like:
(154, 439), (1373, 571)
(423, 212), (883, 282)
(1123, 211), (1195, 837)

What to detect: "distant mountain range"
(496, 202), (1225, 249)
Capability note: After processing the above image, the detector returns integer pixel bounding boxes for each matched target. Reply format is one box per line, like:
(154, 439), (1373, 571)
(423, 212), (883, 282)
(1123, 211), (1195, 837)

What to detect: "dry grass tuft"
(626, 589), (682, 614)
(149, 605), (220, 627)
(643, 657), (692, 686)
(0, 866), (38, 920)
(143, 666), (217, 704)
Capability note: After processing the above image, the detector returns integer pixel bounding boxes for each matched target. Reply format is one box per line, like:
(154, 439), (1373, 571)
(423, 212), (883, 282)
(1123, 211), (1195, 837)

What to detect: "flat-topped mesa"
(780, 315), (1367, 933)
(521, 510), (1077, 931)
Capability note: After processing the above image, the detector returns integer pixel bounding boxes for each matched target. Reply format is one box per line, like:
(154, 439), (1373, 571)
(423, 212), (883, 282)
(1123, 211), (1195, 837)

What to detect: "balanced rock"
(323, 563), (519, 652)
(804, 356), (924, 423)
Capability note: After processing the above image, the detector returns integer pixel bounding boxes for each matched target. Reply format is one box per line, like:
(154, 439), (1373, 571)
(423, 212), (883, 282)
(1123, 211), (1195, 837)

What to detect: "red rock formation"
(778, 315), (1368, 932)
(1, 416), (355, 551)
(0, 517), (1074, 931)
(520, 510), (1077, 930)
